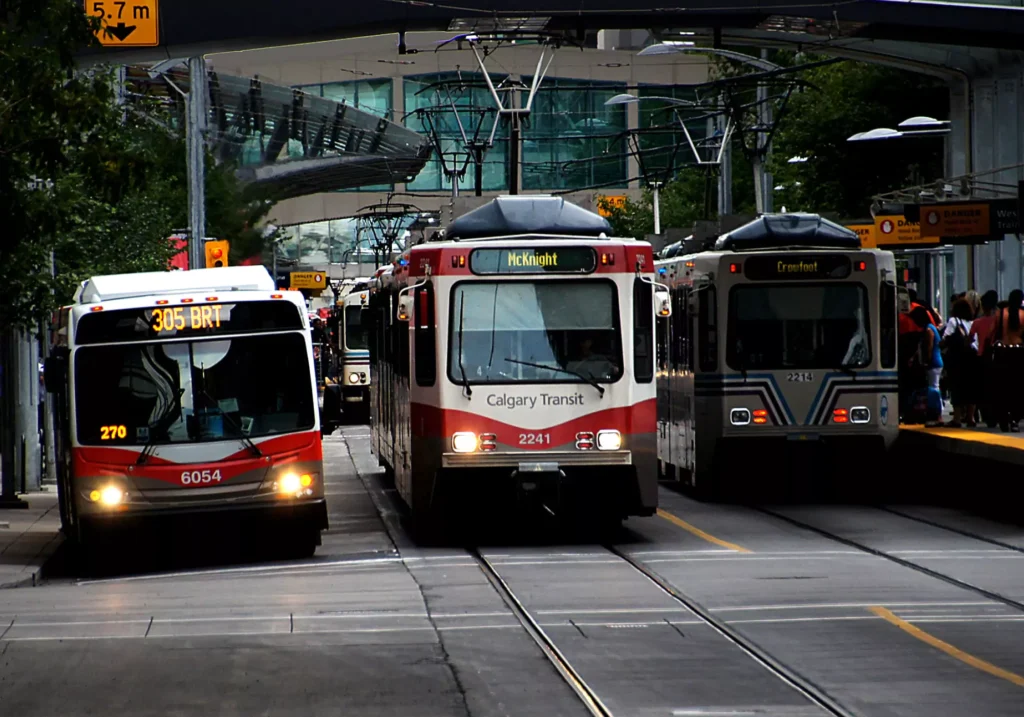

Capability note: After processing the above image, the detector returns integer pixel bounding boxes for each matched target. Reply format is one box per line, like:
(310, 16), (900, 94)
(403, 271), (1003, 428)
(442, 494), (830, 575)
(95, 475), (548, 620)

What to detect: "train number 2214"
(519, 433), (551, 446)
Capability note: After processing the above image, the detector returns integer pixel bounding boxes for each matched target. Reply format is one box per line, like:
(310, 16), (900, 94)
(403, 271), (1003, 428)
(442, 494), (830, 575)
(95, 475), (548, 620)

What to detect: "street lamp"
(847, 116), (951, 142)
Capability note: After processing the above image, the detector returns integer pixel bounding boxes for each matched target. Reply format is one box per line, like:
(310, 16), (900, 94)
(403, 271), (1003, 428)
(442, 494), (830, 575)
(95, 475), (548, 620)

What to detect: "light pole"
(271, 237), (285, 289)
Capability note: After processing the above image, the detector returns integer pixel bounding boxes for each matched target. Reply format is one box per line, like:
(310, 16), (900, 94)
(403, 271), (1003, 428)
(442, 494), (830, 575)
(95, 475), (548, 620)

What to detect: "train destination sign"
(76, 301), (304, 344)
(470, 247), (597, 275)
(744, 254), (852, 281)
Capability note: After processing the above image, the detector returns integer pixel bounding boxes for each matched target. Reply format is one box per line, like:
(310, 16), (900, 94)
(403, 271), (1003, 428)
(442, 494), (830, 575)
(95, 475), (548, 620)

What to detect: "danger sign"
(290, 271), (327, 289)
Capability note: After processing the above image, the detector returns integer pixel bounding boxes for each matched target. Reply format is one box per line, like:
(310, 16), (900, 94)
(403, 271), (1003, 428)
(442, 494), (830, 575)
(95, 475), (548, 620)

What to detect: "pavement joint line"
(656, 509), (751, 553)
(143, 617), (153, 638)
(0, 619), (13, 640)
(644, 556), (868, 564)
(537, 607), (692, 615)
(870, 605), (1024, 687)
(727, 615), (881, 625)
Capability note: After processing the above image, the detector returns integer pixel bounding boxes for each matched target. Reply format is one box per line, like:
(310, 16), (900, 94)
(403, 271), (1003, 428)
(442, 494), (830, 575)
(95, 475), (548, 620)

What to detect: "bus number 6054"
(181, 470), (223, 485)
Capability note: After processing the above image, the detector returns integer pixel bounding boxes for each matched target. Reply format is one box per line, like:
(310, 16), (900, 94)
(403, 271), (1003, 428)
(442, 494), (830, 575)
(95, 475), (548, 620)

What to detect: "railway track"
(877, 506), (1024, 556)
(755, 506), (1024, 614)
(470, 545), (857, 717)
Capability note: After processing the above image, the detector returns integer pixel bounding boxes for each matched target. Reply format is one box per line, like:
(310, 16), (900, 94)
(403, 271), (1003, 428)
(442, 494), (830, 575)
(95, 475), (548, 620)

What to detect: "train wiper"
(502, 358), (605, 397)
(834, 364), (857, 378)
(457, 298), (472, 398)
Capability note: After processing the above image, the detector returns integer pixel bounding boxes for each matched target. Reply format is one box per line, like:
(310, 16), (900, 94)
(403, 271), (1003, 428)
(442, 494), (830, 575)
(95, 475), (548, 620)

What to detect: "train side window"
(633, 279), (654, 383)
(880, 281), (897, 368)
(414, 283), (437, 386)
(698, 286), (717, 372)
(656, 308), (668, 373)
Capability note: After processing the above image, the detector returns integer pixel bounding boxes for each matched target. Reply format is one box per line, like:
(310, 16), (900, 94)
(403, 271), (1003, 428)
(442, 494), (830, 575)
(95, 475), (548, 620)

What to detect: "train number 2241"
(519, 433), (551, 446)
(180, 470), (223, 485)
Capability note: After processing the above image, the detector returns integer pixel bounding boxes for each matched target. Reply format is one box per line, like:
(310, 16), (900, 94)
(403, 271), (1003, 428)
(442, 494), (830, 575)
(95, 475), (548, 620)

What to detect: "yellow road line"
(870, 606), (1024, 687)
(656, 509), (751, 553)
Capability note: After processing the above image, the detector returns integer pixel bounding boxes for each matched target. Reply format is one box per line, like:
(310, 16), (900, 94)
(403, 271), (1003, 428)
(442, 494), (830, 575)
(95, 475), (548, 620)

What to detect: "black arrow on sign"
(105, 23), (137, 42)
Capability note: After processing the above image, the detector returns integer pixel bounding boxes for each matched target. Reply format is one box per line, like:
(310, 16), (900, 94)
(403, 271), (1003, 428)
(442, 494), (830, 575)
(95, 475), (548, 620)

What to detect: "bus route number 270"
(519, 433), (551, 446)
(180, 469), (223, 485)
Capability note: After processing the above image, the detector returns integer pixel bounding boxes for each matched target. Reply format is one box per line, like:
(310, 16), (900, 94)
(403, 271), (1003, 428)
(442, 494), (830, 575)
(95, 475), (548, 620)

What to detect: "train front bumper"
(441, 450), (632, 469)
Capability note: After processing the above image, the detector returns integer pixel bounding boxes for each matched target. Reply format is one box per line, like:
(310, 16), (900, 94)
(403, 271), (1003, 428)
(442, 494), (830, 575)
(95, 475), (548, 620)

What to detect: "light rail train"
(367, 196), (671, 534)
(44, 266), (327, 559)
(335, 278), (372, 422)
(655, 213), (899, 497)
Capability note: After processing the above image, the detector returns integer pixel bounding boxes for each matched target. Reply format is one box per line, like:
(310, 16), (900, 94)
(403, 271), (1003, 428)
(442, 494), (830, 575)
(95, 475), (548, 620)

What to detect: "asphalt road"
(2, 425), (1024, 716)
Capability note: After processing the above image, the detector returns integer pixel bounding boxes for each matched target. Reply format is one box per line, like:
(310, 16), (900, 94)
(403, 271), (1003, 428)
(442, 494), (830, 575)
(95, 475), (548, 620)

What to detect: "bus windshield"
(727, 283), (871, 370)
(448, 280), (622, 384)
(344, 305), (367, 350)
(74, 333), (315, 447)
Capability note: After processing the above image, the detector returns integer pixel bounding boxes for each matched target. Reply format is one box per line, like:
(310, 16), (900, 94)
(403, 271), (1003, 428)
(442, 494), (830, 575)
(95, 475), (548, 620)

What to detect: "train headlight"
(596, 430), (622, 451)
(452, 432), (478, 453)
(850, 406), (871, 423)
(349, 372), (360, 384)
(730, 408), (751, 425)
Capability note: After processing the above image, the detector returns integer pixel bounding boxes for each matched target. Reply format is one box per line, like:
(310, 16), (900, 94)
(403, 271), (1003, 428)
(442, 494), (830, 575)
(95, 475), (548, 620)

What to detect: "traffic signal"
(204, 240), (229, 268)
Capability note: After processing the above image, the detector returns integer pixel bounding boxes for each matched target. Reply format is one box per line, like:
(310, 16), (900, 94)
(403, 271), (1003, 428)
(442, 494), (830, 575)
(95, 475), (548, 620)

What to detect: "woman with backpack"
(941, 298), (979, 427)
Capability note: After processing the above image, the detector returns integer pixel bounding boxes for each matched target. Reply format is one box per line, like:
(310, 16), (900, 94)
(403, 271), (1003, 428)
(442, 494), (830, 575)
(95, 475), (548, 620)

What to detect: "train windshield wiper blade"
(457, 297), (472, 397)
(833, 363), (857, 377)
(502, 358), (605, 397)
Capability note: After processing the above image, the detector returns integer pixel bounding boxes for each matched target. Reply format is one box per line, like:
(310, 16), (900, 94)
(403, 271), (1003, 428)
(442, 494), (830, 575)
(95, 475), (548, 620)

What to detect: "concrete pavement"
(0, 487), (61, 588)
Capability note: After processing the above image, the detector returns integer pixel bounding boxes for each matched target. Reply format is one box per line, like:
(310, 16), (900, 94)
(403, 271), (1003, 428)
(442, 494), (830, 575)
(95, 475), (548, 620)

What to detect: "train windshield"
(727, 284), (871, 370)
(449, 280), (623, 384)
(344, 305), (368, 350)
(74, 333), (315, 446)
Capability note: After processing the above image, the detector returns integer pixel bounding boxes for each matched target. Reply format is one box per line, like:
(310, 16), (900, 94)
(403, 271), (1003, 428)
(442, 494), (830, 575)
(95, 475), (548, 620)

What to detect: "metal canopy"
(127, 66), (432, 198)
(77, 0), (1024, 65)
(715, 214), (861, 251)
(445, 196), (612, 240)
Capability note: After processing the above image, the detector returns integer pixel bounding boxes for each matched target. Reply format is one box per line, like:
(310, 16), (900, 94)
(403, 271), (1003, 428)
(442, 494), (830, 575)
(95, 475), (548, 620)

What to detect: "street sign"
(846, 223), (876, 248)
(872, 215), (939, 248)
(596, 195), (626, 218)
(290, 271), (326, 290)
(89, 0), (159, 47)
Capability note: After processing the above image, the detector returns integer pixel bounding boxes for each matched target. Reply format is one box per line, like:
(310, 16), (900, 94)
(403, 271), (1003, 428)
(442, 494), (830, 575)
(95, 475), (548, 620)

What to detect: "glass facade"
(521, 78), (627, 191)
(403, 72), (509, 192)
(274, 215), (417, 270)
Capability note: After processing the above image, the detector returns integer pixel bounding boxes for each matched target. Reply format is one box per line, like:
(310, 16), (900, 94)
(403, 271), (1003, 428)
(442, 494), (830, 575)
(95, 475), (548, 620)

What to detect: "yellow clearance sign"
(290, 272), (326, 290)
(596, 195), (626, 218)
(872, 215), (939, 248)
(90, 0), (159, 47)
(846, 224), (876, 248)
(919, 203), (991, 237)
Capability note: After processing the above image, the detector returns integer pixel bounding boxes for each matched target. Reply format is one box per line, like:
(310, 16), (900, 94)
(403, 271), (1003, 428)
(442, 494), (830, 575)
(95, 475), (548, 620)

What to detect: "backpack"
(941, 321), (971, 366)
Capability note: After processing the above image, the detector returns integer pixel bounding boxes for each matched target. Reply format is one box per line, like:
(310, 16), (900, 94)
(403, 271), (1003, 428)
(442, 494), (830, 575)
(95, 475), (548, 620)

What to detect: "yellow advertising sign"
(596, 195), (626, 218)
(919, 203), (991, 237)
(89, 0), (160, 47)
(846, 224), (876, 248)
(872, 215), (939, 248)
(290, 271), (327, 290)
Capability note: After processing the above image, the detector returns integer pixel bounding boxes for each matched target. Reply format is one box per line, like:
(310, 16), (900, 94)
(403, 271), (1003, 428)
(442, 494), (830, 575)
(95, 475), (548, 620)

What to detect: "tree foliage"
(1, 0), (277, 329)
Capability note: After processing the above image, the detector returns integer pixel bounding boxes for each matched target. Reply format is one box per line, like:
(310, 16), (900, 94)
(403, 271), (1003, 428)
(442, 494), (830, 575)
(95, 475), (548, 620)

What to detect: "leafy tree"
(1, 0), (278, 328)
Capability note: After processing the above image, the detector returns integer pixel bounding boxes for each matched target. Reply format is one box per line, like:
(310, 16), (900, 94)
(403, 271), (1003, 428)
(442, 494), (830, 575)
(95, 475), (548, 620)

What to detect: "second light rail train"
(655, 213), (899, 498)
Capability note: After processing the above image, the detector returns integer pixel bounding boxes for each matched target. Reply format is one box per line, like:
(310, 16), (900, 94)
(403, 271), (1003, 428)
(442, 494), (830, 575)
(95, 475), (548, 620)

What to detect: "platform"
(899, 424), (1024, 467)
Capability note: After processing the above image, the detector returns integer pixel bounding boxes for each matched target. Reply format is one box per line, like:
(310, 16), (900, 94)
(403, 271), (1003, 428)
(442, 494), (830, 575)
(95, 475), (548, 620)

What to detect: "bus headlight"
(596, 430), (622, 451)
(349, 372), (360, 384)
(452, 432), (478, 453)
(87, 485), (125, 506)
(273, 471), (316, 497)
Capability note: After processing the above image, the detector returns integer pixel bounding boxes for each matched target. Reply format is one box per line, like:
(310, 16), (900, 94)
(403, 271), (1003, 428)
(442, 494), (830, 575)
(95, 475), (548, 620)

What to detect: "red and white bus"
(368, 196), (671, 535)
(45, 266), (327, 560)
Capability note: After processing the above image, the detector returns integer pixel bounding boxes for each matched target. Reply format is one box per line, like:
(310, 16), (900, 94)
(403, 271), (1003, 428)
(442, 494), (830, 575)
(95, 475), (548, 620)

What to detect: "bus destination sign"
(743, 254), (852, 281)
(470, 247), (597, 275)
(76, 301), (304, 345)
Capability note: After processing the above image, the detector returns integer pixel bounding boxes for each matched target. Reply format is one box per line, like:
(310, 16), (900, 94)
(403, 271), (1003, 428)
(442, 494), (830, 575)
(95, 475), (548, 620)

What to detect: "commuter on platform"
(989, 289), (1024, 432)
(969, 290), (1000, 427)
(941, 298), (979, 427)
(907, 306), (944, 425)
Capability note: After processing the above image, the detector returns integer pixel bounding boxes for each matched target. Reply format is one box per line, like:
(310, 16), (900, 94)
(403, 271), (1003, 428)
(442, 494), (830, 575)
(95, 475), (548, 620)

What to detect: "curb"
(0, 533), (65, 590)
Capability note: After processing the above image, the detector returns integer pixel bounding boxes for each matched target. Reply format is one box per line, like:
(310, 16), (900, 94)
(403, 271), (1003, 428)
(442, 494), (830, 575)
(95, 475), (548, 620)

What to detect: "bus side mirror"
(43, 356), (66, 393)
(655, 289), (672, 318)
(397, 294), (413, 322)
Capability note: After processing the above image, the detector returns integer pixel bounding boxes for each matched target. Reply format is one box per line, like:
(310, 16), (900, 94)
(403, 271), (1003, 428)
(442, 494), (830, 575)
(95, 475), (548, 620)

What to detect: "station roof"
(715, 214), (861, 251)
(77, 266), (275, 303)
(444, 196), (612, 241)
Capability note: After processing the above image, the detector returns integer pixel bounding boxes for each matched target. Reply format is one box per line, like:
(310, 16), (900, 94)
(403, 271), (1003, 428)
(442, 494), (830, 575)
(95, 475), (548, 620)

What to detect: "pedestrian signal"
(205, 240), (229, 268)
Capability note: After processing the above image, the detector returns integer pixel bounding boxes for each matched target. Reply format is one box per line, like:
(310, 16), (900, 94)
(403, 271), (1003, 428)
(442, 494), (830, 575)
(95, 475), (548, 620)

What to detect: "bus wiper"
(137, 389), (185, 466)
(502, 358), (605, 397)
(457, 298), (472, 398)
(198, 389), (263, 458)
